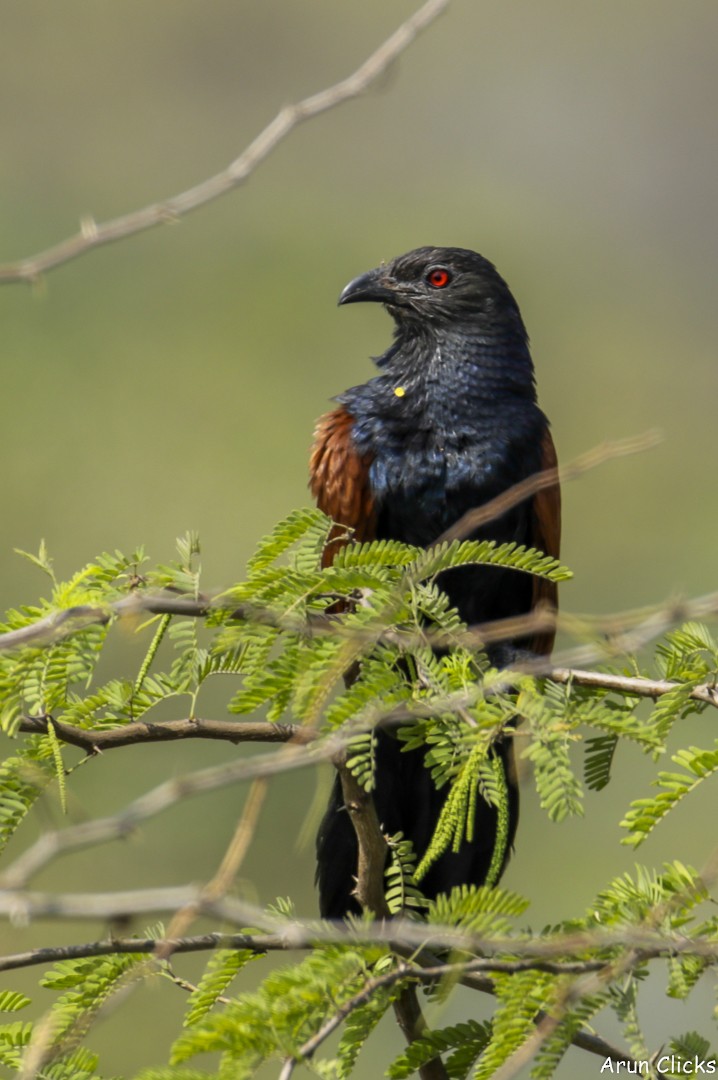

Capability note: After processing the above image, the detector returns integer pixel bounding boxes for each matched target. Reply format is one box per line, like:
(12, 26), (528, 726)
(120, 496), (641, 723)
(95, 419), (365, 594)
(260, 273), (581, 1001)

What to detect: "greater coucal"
(310, 246), (560, 918)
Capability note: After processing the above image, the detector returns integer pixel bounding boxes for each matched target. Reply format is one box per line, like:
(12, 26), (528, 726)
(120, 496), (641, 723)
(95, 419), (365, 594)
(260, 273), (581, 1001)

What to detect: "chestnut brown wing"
(529, 427), (562, 655)
(309, 406), (376, 568)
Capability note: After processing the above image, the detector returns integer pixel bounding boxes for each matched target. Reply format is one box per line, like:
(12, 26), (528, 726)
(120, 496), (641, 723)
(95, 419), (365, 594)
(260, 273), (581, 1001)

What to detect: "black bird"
(310, 247), (561, 918)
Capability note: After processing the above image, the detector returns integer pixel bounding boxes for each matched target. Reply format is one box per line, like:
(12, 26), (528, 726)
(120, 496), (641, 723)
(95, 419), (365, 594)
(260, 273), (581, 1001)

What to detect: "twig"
(0, 0), (450, 286)
(4, 886), (717, 962)
(335, 759), (390, 918)
(0, 744), (323, 890)
(0, 932), (284, 972)
(550, 665), (718, 706)
(0, 931), (659, 977)
(334, 751), (447, 1078)
(17, 714), (305, 751)
(156, 777), (268, 960)
(437, 429), (661, 543)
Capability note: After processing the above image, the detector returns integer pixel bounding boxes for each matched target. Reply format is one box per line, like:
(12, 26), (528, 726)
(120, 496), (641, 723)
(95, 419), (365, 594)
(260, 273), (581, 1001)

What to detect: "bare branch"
(335, 760), (390, 919)
(550, 665), (718, 706)
(0, 743), (323, 890)
(437, 429), (661, 543)
(17, 714), (304, 751)
(0, 0), (450, 286)
(0, 933), (282, 973)
(333, 751), (447, 1077)
(0, 931), (619, 978)
(4, 890), (716, 961)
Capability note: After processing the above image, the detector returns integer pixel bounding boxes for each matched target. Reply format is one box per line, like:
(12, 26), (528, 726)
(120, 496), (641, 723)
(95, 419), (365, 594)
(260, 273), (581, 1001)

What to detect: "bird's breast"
(343, 373), (546, 547)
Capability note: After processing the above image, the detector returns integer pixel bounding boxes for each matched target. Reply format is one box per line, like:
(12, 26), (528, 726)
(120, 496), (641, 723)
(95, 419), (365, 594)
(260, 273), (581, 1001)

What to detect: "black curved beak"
(338, 267), (395, 306)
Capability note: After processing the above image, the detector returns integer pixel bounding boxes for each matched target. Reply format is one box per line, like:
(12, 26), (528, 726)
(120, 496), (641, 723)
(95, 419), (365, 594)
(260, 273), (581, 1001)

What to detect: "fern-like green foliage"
(329, 984), (397, 1079)
(384, 833), (429, 915)
(530, 990), (609, 1080)
(428, 883), (529, 936)
(473, 970), (555, 1080)
(169, 944), (388, 1076)
(0, 522), (717, 1078)
(621, 740), (718, 847)
(388, 1019), (492, 1079)
(669, 1032), (717, 1073)
(181, 949), (261, 1028)
(40, 946), (154, 1063)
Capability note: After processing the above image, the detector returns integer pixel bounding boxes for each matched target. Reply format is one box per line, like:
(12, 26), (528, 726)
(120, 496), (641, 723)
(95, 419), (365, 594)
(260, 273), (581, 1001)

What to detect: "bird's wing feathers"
(309, 406), (376, 567)
(529, 427), (561, 655)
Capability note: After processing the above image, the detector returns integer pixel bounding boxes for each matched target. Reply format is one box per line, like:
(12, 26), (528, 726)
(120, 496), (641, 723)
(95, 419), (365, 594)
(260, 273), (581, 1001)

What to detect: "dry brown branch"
(0, 0), (450, 286)
(550, 665), (718, 705)
(17, 714), (304, 751)
(333, 751), (447, 1078)
(3, 886), (717, 962)
(335, 759), (390, 918)
(0, 933), (613, 977)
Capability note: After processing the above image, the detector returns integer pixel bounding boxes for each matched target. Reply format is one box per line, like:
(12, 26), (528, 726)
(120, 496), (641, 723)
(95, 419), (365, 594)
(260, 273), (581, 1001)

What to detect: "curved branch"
(0, 0), (450, 285)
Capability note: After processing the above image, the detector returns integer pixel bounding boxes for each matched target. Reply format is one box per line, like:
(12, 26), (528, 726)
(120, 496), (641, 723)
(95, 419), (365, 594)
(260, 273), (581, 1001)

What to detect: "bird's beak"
(338, 267), (396, 306)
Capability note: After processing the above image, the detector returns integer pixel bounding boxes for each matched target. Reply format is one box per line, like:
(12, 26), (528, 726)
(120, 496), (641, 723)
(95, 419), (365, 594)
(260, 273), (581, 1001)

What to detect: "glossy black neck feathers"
(340, 245), (536, 414)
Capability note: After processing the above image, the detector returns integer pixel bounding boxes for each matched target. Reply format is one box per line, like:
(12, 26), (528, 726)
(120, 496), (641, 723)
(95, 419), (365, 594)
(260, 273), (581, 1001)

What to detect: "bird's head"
(338, 246), (527, 342)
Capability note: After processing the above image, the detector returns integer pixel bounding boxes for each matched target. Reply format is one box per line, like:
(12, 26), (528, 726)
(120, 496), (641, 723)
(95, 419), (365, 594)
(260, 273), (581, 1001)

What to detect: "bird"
(310, 246), (561, 918)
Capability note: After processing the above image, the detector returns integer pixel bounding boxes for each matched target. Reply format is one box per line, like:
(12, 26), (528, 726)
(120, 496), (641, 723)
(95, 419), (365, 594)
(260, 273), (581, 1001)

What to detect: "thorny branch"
(15, 653), (718, 758)
(3, 894), (718, 965)
(328, 751), (446, 1077)
(0, 0), (450, 285)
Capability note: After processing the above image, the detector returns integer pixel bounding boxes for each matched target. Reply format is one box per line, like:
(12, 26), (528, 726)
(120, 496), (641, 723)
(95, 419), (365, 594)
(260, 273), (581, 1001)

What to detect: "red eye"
(426, 267), (451, 288)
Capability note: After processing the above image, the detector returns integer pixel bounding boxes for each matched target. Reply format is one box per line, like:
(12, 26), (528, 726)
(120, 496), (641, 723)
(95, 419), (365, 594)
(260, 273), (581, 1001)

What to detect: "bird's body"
(310, 247), (560, 918)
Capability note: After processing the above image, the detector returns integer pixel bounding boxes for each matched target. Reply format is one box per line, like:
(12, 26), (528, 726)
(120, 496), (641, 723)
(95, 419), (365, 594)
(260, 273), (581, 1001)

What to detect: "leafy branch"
(0, 519), (716, 1077)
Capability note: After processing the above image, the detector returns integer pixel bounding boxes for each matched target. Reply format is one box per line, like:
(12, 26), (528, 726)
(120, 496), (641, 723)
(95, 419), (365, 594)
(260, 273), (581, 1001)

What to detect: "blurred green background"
(1, 1), (717, 1075)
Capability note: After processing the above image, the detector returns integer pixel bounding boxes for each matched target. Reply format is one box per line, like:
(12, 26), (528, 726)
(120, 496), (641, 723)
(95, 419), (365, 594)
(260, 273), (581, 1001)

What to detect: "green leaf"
(388, 1019), (492, 1079)
(183, 949), (260, 1028)
(0, 991), (31, 1013)
(621, 741), (718, 847)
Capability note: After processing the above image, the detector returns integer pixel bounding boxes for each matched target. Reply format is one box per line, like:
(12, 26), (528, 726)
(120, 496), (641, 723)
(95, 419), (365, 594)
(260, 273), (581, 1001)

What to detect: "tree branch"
(550, 665), (718, 706)
(437, 430), (661, 543)
(0, 0), (450, 286)
(334, 755), (448, 1079)
(17, 713), (305, 751)
(4, 885), (714, 964)
(335, 760), (390, 919)
(0, 926), (637, 1070)
(0, 743), (324, 889)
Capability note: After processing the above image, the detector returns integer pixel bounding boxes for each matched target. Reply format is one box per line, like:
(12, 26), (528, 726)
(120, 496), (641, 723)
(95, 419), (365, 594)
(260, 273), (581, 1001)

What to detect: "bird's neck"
(374, 320), (537, 412)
